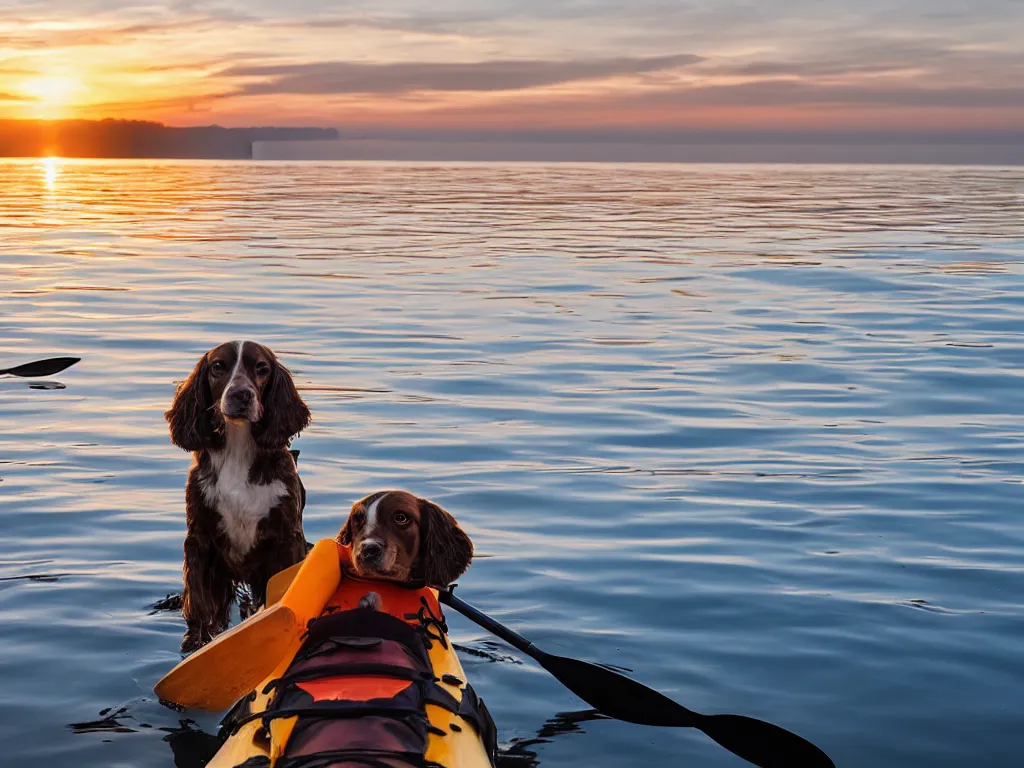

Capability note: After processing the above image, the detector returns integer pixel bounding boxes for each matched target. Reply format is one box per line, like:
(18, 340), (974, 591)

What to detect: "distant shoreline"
(0, 119), (338, 159)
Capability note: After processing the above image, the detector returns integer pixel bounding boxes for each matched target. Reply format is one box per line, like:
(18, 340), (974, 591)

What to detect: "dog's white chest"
(201, 440), (286, 560)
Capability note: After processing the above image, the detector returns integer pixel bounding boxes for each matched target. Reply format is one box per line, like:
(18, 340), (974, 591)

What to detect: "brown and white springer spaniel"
(338, 491), (474, 594)
(166, 340), (311, 652)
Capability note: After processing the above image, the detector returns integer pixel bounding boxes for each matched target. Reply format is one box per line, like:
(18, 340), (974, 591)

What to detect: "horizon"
(0, 2), (1022, 162)
(1, 118), (1022, 164)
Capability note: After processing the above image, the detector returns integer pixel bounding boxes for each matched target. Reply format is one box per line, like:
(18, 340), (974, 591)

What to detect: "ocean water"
(1, 159), (1022, 768)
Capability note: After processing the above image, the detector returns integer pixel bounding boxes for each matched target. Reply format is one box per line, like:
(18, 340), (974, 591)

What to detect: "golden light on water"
(42, 157), (60, 190)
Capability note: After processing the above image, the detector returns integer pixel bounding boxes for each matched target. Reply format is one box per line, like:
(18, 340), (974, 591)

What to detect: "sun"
(19, 75), (84, 119)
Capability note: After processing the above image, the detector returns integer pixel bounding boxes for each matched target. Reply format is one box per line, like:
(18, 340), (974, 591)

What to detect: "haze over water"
(0, 159), (1022, 767)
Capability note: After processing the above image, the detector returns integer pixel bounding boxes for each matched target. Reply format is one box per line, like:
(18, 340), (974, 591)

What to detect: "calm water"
(1, 160), (1022, 768)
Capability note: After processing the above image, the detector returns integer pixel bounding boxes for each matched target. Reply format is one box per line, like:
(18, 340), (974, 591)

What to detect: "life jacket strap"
(404, 597), (449, 651)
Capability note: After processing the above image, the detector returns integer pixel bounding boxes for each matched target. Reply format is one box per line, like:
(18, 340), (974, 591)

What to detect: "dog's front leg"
(181, 534), (234, 652)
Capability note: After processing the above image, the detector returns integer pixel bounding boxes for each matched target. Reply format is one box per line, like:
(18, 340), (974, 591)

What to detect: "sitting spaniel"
(166, 341), (311, 652)
(338, 490), (474, 608)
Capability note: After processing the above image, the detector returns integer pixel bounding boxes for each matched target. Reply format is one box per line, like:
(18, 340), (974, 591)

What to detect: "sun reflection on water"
(43, 156), (60, 190)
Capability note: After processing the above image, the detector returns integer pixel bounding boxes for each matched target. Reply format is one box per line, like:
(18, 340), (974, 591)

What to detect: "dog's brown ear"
(419, 498), (473, 588)
(254, 353), (310, 449)
(165, 354), (214, 452)
(336, 509), (354, 545)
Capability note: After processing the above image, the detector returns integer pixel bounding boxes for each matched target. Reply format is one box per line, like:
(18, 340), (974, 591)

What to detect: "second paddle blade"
(154, 604), (300, 711)
(0, 357), (81, 377)
(699, 713), (836, 768)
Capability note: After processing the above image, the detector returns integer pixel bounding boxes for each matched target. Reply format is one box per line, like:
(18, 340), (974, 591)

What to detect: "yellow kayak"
(199, 539), (496, 768)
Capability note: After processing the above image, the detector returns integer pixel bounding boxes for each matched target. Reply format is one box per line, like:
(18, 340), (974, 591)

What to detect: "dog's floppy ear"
(336, 505), (355, 545)
(253, 352), (310, 449)
(165, 354), (214, 452)
(419, 498), (473, 588)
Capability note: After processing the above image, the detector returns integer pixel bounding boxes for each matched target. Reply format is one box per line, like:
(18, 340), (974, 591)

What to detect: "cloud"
(140, 53), (279, 74)
(0, 11), (256, 49)
(221, 54), (704, 95)
(724, 60), (905, 78)
(640, 81), (1024, 109)
(712, 40), (1024, 85)
(77, 90), (236, 116)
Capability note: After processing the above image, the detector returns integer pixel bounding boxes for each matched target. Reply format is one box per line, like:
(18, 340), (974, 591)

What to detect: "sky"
(0, 0), (1022, 142)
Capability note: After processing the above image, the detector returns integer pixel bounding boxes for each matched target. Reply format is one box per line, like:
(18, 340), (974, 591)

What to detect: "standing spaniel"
(166, 341), (311, 652)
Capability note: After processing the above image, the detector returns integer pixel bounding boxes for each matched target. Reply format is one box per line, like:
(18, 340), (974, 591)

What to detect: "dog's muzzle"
(222, 386), (258, 421)
(355, 541), (386, 573)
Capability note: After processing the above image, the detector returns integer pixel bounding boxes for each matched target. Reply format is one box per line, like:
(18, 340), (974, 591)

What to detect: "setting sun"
(18, 75), (83, 119)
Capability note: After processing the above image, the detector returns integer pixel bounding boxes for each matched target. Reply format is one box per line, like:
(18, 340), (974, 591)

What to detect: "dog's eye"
(394, 512), (410, 526)
(352, 511), (365, 526)
(210, 361), (226, 375)
(255, 362), (270, 376)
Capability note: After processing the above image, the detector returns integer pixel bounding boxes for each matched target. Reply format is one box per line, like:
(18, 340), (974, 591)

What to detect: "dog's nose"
(228, 387), (253, 405)
(359, 541), (383, 561)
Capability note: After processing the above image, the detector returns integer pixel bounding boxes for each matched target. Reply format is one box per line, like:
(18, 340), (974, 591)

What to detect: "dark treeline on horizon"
(0, 119), (339, 159)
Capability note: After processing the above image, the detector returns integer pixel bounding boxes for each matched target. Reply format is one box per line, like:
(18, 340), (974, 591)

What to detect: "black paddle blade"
(699, 714), (835, 768)
(536, 652), (699, 727)
(537, 653), (834, 768)
(0, 357), (81, 377)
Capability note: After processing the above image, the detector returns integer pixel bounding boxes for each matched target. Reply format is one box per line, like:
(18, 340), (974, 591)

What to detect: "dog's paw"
(358, 591), (382, 611)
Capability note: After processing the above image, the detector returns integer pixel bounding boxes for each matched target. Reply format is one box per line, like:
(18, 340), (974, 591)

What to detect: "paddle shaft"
(440, 589), (540, 661)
